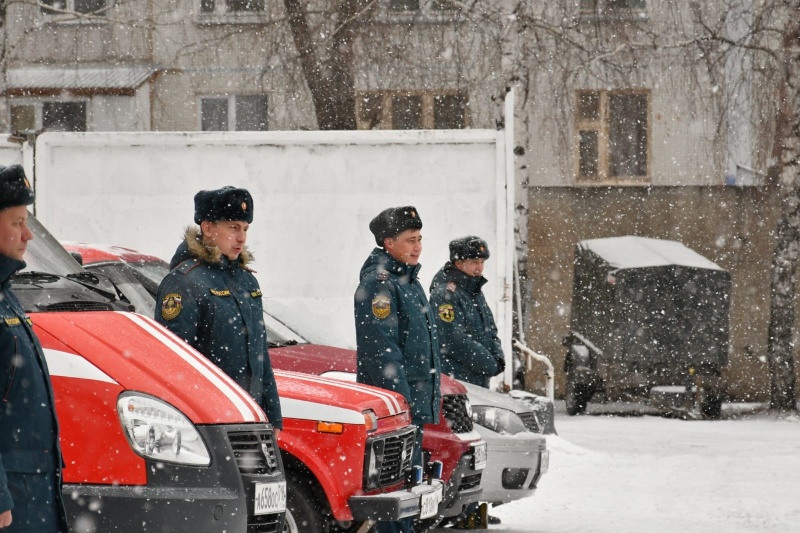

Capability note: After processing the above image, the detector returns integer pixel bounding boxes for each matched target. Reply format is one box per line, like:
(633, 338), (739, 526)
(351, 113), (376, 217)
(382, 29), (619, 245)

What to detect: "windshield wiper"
(12, 271), (61, 283)
(269, 340), (300, 348)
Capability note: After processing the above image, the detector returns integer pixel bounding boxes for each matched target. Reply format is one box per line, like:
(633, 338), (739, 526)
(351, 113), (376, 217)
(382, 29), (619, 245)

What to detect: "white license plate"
(254, 481), (287, 515)
(540, 450), (550, 474)
(419, 484), (443, 519)
(472, 442), (487, 471)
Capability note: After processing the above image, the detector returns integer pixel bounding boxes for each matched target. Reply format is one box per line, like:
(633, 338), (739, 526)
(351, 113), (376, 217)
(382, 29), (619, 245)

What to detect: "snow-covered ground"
(441, 402), (800, 532)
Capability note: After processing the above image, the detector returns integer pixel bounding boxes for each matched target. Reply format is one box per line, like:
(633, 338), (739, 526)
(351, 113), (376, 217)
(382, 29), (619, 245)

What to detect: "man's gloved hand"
(495, 356), (506, 374)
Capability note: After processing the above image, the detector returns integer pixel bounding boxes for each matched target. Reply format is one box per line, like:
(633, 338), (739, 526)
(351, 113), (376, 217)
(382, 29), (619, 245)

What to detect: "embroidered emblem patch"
(4, 317), (21, 326)
(210, 289), (231, 297)
(161, 293), (183, 321)
(372, 295), (391, 319)
(251, 290), (263, 298)
(446, 282), (457, 293)
(438, 304), (455, 323)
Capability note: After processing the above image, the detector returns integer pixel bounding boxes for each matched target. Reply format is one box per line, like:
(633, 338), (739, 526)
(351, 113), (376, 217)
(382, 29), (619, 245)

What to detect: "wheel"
(700, 389), (723, 420)
(283, 476), (329, 533)
(565, 372), (589, 415)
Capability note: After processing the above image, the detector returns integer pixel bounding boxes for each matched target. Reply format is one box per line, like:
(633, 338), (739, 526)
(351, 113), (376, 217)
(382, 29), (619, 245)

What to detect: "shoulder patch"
(251, 289), (263, 298)
(161, 293), (183, 321)
(438, 303), (455, 323)
(3, 317), (21, 327)
(372, 295), (391, 319)
(210, 289), (231, 297)
(446, 282), (457, 293)
(376, 270), (390, 282)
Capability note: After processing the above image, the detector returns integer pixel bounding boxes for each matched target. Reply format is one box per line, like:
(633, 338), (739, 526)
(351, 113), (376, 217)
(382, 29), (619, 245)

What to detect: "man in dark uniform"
(430, 236), (504, 528)
(354, 206), (441, 533)
(429, 236), (505, 389)
(0, 165), (68, 532)
(155, 186), (282, 435)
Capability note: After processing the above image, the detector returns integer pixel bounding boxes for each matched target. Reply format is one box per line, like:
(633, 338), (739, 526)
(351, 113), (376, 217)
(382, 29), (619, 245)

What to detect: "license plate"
(419, 484), (443, 519)
(254, 481), (287, 515)
(540, 450), (550, 474)
(472, 442), (487, 471)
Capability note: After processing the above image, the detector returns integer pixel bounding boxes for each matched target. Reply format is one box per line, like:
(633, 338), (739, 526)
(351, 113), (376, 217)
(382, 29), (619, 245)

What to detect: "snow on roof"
(6, 65), (158, 91)
(579, 236), (723, 271)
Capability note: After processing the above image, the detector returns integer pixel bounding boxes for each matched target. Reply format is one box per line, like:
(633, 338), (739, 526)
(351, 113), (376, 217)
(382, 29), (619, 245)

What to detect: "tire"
(565, 372), (589, 415)
(283, 476), (330, 533)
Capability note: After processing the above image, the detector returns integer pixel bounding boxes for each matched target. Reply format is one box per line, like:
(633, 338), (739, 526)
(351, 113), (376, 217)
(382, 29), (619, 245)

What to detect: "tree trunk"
(283, 0), (365, 130)
(766, 18), (800, 411)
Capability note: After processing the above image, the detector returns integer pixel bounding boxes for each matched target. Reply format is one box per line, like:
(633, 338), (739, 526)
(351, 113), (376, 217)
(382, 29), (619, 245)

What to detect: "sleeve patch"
(161, 293), (183, 321)
(372, 295), (391, 319)
(438, 304), (455, 323)
(251, 289), (263, 298)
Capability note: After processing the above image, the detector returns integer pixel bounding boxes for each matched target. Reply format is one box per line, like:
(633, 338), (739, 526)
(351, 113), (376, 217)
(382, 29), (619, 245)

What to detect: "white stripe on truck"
(277, 370), (403, 415)
(43, 348), (117, 384)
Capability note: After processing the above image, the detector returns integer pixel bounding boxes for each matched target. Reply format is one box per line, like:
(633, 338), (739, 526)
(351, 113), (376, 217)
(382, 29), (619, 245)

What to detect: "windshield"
(23, 212), (84, 276)
(264, 311), (308, 345)
(128, 261), (171, 289)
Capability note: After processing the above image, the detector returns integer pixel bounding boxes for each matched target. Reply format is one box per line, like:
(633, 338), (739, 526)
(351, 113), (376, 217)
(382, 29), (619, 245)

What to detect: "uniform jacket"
(355, 248), (441, 425)
(429, 262), (504, 388)
(155, 228), (282, 429)
(0, 254), (68, 531)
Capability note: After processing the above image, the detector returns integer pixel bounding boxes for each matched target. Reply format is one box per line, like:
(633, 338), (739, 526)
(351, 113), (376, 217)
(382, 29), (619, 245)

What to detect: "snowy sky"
(459, 403), (800, 533)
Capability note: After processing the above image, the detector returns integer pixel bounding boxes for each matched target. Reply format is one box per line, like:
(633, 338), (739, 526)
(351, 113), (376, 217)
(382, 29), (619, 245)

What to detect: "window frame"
(355, 90), (470, 130)
(197, 94), (269, 132)
(194, 0), (269, 25)
(377, 0), (464, 24)
(40, 0), (111, 24)
(574, 88), (651, 185)
(9, 98), (89, 133)
(579, 0), (649, 21)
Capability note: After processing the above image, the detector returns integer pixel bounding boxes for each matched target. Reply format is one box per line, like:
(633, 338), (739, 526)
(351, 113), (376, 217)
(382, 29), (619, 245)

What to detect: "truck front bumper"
(349, 479), (445, 521)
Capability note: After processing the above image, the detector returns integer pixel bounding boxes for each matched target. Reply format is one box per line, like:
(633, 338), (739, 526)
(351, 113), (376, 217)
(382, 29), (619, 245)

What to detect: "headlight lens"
(363, 438), (386, 490)
(117, 392), (211, 466)
(471, 405), (528, 435)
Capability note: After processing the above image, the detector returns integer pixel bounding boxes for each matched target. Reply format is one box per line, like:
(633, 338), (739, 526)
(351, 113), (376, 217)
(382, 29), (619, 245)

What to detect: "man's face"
(455, 258), (485, 277)
(201, 220), (249, 260)
(0, 206), (34, 261)
(384, 229), (422, 265)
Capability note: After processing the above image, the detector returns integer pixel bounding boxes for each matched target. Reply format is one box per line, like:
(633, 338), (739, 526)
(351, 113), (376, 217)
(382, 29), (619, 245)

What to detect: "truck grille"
(378, 429), (416, 486)
(228, 429), (280, 475)
(247, 512), (282, 533)
(518, 412), (541, 433)
(442, 394), (473, 433)
(459, 472), (482, 491)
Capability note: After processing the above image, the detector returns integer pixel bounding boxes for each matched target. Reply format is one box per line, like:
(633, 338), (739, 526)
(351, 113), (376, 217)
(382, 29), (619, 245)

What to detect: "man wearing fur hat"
(0, 165), (68, 532)
(429, 236), (505, 389)
(155, 186), (282, 435)
(354, 206), (441, 533)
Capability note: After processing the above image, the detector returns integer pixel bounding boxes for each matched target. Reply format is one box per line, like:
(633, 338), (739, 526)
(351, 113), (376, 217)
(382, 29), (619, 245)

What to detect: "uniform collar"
(0, 254), (26, 287)
(444, 262), (487, 294)
(374, 247), (422, 282)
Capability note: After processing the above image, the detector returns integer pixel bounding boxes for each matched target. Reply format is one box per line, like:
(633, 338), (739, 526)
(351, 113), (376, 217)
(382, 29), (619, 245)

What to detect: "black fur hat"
(369, 206), (423, 246)
(194, 186), (254, 224)
(450, 236), (490, 262)
(0, 165), (35, 211)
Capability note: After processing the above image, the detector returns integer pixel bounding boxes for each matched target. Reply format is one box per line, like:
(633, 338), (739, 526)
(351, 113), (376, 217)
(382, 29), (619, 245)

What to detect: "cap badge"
(242, 202), (248, 211)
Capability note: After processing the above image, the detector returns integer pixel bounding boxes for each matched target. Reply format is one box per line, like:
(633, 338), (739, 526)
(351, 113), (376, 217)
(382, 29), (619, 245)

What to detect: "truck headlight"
(363, 438), (385, 490)
(471, 406), (528, 436)
(118, 392), (211, 466)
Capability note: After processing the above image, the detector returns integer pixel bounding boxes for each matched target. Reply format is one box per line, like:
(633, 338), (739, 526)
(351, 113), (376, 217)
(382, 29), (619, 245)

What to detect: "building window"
(200, 95), (268, 131)
(10, 101), (87, 133)
(575, 89), (649, 182)
(356, 91), (469, 130)
(199, 0), (265, 14)
(388, 0), (458, 10)
(41, 0), (108, 15)
(580, 0), (647, 18)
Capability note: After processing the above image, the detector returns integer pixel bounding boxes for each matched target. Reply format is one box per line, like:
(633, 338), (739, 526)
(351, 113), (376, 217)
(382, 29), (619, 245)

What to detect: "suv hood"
(460, 380), (534, 414)
(275, 370), (407, 422)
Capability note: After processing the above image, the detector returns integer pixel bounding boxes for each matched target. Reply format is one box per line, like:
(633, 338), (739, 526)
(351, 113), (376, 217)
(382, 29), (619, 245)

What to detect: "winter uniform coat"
(155, 228), (282, 429)
(0, 255), (68, 532)
(430, 262), (504, 388)
(354, 248), (441, 426)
